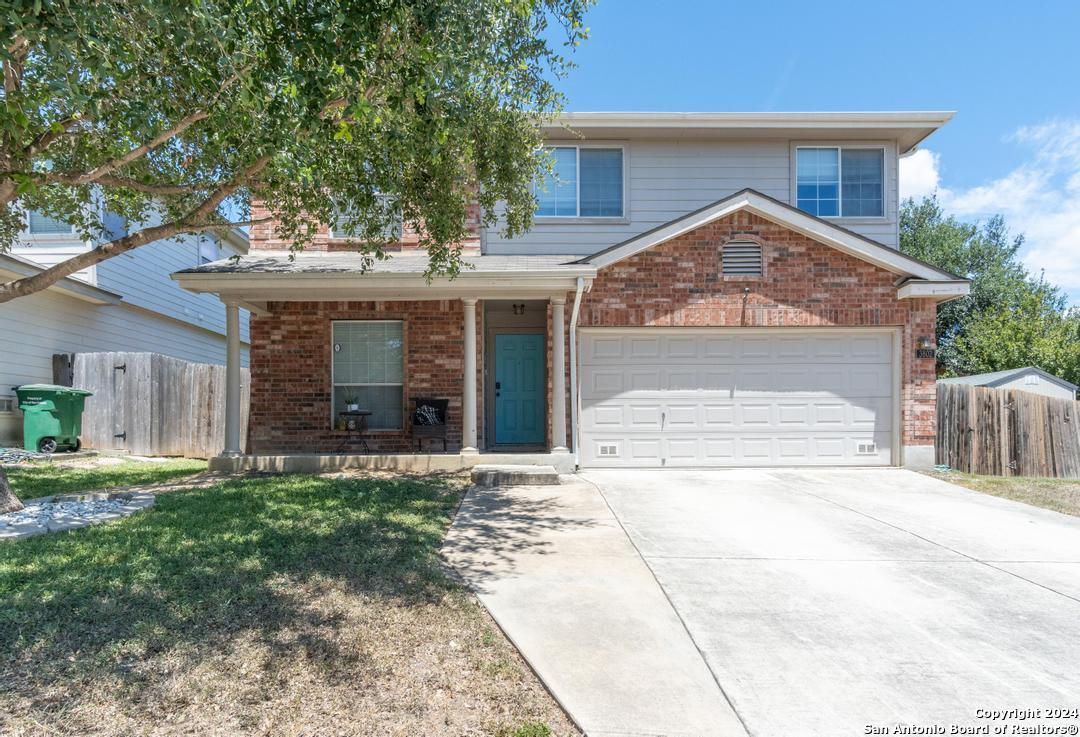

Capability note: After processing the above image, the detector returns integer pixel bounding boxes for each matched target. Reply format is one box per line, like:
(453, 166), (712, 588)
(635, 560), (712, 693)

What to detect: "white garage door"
(579, 328), (896, 468)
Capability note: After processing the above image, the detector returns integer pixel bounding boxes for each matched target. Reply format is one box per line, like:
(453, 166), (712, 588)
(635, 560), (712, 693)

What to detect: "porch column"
(550, 296), (569, 453)
(462, 297), (479, 453)
(223, 298), (242, 457)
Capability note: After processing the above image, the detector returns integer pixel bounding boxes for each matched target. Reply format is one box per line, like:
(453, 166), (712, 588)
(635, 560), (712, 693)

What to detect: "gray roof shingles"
(177, 251), (590, 276)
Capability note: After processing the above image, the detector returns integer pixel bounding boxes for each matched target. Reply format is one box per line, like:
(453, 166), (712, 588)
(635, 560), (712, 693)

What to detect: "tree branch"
(24, 116), (84, 157)
(62, 69), (246, 186)
(0, 155), (273, 303)
(4, 169), (211, 195)
(75, 110), (210, 184)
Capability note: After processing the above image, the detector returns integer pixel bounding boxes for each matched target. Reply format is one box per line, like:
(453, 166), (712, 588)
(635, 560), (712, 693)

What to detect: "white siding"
(484, 137), (900, 255)
(994, 375), (1077, 401)
(96, 232), (250, 344)
(12, 238), (97, 283)
(13, 229), (249, 344)
(0, 287), (250, 444)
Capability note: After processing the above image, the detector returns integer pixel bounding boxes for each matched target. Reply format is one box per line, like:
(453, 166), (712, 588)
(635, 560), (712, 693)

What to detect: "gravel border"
(0, 492), (155, 541)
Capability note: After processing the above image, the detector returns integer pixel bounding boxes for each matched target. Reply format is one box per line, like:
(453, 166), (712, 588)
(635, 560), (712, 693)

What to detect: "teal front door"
(494, 333), (545, 445)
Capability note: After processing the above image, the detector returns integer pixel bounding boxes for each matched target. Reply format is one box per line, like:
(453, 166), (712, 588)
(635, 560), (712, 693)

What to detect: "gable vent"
(721, 241), (763, 276)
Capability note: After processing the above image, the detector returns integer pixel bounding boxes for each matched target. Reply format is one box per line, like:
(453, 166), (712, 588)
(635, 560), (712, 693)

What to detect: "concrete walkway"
(442, 476), (747, 737)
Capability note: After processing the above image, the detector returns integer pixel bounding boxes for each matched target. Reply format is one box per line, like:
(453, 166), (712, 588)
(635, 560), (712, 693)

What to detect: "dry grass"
(928, 471), (1080, 516)
(0, 469), (578, 737)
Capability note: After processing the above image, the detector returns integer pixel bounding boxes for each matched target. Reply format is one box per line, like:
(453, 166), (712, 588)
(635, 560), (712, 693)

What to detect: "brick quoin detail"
(572, 211), (939, 447)
(248, 300), (482, 454)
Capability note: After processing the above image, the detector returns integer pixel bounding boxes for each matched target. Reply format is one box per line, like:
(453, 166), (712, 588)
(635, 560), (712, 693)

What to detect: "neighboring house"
(0, 209), (250, 445)
(939, 367), (1078, 401)
(174, 111), (970, 470)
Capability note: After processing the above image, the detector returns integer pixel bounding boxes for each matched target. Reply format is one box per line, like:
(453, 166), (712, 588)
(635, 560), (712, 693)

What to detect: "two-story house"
(174, 112), (968, 471)
(0, 209), (250, 446)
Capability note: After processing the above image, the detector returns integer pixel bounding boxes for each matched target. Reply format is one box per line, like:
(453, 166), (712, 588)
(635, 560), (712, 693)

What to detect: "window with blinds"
(721, 241), (763, 276)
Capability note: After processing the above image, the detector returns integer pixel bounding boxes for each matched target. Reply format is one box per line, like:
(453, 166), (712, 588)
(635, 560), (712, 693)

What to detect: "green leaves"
(0, 0), (595, 289)
(901, 196), (1079, 384)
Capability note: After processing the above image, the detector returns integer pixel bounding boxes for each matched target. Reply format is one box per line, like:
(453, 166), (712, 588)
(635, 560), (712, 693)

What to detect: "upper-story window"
(26, 208), (75, 235)
(330, 194), (402, 241)
(795, 147), (884, 218)
(536, 145), (624, 218)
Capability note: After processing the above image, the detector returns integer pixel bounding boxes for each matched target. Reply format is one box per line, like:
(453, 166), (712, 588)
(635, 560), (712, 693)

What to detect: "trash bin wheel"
(72, 438), (81, 452)
(38, 437), (58, 454)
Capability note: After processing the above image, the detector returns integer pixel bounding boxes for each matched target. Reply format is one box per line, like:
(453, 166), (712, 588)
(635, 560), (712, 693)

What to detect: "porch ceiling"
(171, 251), (595, 305)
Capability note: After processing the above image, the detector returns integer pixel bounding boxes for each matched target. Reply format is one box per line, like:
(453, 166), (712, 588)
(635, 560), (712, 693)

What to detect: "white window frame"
(21, 206), (78, 242)
(330, 319), (405, 430)
(534, 142), (629, 223)
(792, 143), (889, 221)
(328, 194), (403, 241)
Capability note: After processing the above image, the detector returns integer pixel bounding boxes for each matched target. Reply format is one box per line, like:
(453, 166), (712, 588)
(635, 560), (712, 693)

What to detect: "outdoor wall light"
(512, 303), (526, 315)
(917, 336), (933, 349)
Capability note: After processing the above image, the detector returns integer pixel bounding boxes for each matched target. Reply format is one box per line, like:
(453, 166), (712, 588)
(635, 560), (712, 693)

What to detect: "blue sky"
(555, 0), (1080, 304)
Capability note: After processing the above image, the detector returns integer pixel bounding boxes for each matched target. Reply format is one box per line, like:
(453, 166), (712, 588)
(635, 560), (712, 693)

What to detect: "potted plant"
(344, 395), (360, 412)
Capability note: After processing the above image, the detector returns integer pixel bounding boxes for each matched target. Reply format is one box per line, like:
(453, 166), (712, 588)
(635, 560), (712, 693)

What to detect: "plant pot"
(347, 404), (359, 412)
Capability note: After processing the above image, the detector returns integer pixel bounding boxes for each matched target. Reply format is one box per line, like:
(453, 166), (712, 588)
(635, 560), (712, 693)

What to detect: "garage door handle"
(661, 411), (665, 430)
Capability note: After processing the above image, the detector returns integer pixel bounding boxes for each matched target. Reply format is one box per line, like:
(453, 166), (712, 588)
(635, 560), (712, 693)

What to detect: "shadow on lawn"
(0, 472), (469, 696)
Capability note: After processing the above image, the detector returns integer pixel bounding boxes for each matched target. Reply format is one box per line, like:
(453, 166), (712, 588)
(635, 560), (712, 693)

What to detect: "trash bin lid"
(15, 383), (93, 396)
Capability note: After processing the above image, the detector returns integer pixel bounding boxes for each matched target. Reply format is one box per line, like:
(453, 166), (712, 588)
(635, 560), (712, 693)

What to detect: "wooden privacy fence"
(72, 352), (249, 459)
(937, 383), (1080, 478)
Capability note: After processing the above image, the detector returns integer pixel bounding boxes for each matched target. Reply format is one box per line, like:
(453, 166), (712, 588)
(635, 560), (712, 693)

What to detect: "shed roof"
(939, 366), (1078, 393)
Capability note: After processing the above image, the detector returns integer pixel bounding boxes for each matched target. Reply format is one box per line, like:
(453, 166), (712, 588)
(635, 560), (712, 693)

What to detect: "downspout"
(568, 276), (586, 468)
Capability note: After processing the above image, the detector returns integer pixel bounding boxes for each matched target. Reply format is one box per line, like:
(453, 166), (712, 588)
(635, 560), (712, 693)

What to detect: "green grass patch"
(0, 471), (574, 736)
(1, 473), (460, 659)
(5, 458), (207, 500)
(931, 471), (1080, 516)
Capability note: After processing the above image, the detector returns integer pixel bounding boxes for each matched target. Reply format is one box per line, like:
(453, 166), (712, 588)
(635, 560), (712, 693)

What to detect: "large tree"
(900, 196), (1080, 384)
(0, 0), (591, 513)
(0, 0), (592, 304)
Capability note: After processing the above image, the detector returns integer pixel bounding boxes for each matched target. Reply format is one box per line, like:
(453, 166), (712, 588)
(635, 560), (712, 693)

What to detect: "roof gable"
(577, 188), (962, 283)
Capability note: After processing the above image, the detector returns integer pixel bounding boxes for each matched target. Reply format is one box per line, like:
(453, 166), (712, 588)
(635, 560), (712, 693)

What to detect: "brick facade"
(573, 211), (938, 448)
(248, 200), (481, 254)
(245, 210), (939, 457)
(248, 299), (482, 454)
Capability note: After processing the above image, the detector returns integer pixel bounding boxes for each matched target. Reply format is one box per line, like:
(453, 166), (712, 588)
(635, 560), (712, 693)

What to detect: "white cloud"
(901, 121), (1080, 304)
(899, 149), (941, 201)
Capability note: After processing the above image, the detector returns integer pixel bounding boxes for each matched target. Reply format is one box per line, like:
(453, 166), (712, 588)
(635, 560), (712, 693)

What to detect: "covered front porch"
(172, 251), (595, 470)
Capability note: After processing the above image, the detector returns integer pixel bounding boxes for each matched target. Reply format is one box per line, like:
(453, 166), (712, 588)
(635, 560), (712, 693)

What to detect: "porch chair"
(412, 398), (450, 452)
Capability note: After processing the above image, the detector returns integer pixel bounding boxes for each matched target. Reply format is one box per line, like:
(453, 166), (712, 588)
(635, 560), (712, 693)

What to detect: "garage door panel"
(580, 329), (896, 468)
(629, 404), (662, 428)
(666, 404), (699, 427)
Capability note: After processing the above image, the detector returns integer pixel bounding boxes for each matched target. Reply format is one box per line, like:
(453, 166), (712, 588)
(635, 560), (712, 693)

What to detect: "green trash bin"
(14, 384), (93, 453)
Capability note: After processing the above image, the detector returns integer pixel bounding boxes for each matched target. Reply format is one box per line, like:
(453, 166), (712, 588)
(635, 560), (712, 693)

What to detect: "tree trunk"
(0, 468), (23, 514)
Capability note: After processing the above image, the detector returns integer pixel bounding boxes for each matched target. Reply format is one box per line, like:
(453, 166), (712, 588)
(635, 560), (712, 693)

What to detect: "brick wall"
(248, 300), (479, 454)
(574, 211), (939, 448)
(248, 200), (481, 254)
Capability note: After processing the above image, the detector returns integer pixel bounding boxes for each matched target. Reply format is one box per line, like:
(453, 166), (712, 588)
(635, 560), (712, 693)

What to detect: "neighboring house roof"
(547, 111), (955, 154)
(576, 188), (969, 296)
(939, 367), (1078, 393)
(0, 252), (122, 305)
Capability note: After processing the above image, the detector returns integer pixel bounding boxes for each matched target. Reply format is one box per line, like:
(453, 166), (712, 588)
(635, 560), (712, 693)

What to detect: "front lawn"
(930, 471), (1080, 517)
(5, 457), (207, 500)
(0, 471), (576, 736)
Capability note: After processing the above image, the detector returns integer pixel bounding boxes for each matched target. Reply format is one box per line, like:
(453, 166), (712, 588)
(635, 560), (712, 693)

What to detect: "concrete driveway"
(445, 469), (1080, 737)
